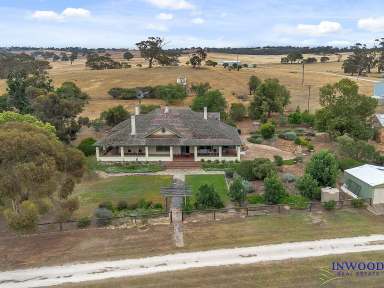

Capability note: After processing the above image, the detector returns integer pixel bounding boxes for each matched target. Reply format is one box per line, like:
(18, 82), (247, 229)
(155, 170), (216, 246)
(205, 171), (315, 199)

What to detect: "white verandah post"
(194, 146), (198, 162)
(120, 147), (124, 158)
(219, 146), (222, 161)
(96, 147), (100, 160)
(236, 146), (241, 161)
(170, 146), (174, 161)
(145, 146), (149, 161)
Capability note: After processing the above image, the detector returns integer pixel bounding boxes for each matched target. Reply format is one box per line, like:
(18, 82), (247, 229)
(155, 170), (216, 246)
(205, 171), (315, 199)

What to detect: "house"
(341, 164), (384, 204)
(220, 60), (241, 66)
(95, 106), (242, 162)
(372, 114), (384, 143)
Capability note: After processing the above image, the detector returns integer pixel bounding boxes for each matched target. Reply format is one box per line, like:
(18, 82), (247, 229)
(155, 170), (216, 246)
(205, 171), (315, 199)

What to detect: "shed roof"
(345, 164), (384, 187)
(375, 114), (384, 127)
(96, 107), (242, 147)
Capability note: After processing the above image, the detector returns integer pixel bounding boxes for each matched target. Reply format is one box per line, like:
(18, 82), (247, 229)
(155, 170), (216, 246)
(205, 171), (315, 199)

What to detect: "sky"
(0, 0), (383, 48)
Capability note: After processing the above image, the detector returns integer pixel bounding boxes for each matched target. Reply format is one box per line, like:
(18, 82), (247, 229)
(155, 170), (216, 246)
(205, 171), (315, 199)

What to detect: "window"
(156, 146), (170, 152)
(346, 179), (362, 196)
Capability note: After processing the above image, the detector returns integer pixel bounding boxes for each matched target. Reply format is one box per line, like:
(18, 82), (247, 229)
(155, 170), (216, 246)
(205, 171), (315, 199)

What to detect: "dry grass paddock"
(0, 52), (375, 119)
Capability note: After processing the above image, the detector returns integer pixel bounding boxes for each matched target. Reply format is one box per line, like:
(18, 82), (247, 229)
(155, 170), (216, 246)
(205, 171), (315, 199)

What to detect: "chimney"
(135, 105), (140, 116)
(203, 107), (208, 120)
(131, 115), (136, 135)
(164, 106), (169, 114)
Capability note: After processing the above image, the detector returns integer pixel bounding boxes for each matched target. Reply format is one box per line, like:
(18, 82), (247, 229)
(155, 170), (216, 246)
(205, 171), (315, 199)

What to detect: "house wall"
(343, 172), (373, 199)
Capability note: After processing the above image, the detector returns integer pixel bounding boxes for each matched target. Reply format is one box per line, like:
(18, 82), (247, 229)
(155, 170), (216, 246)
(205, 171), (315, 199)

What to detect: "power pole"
(306, 85), (312, 112)
(301, 61), (305, 86)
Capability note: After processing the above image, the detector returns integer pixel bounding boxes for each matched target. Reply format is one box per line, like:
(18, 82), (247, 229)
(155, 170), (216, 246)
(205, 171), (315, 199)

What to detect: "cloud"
(62, 8), (91, 18)
(358, 17), (384, 32)
(145, 0), (194, 10)
(31, 8), (91, 21)
(156, 13), (173, 20)
(296, 21), (342, 36)
(191, 17), (204, 24)
(327, 40), (351, 47)
(146, 23), (168, 31)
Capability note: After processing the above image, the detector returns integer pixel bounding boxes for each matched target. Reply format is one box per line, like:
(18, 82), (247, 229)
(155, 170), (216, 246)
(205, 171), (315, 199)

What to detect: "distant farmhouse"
(95, 106), (242, 163)
(220, 60), (241, 66)
(342, 164), (384, 204)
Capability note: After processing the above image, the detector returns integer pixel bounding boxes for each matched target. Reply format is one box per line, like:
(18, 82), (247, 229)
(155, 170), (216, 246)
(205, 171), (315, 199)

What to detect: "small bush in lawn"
(117, 200), (128, 211)
(247, 194), (265, 204)
(77, 138), (96, 156)
(260, 122), (275, 139)
(99, 201), (113, 211)
(225, 169), (234, 178)
(94, 208), (113, 227)
(274, 155), (284, 166)
(77, 217), (91, 228)
(153, 203), (163, 209)
(351, 198), (366, 209)
(323, 200), (336, 211)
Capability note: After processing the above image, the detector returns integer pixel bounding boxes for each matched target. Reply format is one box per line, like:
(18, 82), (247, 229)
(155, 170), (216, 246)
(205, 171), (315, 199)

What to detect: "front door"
(181, 146), (190, 155)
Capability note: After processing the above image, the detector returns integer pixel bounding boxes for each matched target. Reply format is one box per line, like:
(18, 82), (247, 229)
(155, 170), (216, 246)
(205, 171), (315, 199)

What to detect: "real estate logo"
(320, 261), (384, 286)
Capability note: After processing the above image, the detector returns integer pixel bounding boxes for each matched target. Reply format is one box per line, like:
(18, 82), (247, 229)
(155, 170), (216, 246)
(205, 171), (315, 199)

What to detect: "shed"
(342, 164), (384, 204)
(372, 82), (384, 105)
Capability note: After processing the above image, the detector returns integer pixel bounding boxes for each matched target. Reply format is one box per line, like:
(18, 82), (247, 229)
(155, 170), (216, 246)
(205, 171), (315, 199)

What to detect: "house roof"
(96, 107), (242, 147)
(345, 164), (384, 187)
(375, 114), (384, 127)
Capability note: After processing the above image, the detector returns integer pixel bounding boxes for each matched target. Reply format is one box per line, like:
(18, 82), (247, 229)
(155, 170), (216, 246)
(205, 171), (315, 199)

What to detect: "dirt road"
(1, 235), (384, 288)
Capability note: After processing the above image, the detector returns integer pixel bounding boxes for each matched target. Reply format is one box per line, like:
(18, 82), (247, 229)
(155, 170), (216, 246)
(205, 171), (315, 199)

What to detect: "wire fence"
(0, 198), (368, 235)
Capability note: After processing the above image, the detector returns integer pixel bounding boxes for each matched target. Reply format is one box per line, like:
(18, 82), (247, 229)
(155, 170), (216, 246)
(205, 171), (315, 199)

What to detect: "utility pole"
(306, 85), (312, 112)
(301, 61), (305, 86)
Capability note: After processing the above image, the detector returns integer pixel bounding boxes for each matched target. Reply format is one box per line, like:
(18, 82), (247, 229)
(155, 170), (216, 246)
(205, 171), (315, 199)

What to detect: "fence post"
(213, 210), (216, 220)
(278, 205), (281, 214)
(59, 222), (63, 231)
(246, 207), (249, 217)
(170, 211), (172, 224)
(182, 211), (184, 222)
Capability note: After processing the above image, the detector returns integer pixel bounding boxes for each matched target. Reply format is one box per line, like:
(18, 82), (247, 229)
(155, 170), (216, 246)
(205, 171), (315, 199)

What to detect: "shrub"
(78, 116), (90, 127)
(338, 158), (362, 171)
(301, 111), (315, 126)
(116, 200), (128, 211)
(195, 184), (224, 209)
(236, 159), (276, 181)
(296, 174), (321, 200)
(288, 111), (302, 124)
(306, 150), (339, 187)
(99, 201), (113, 211)
(264, 175), (287, 204)
(260, 122), (275, 139)
(282, 195), (309, 209)
(229, 103), (247, 121)
(127, 203), (138, 210)
(229, 177), (247, 205)
(282, 173), (296, 183)
(3, 200), (39, 232)
(94, 208), (113, 226)
(247, 136), (263, 144)
(77, 217), (91, 228)
(225, 169), (234, 178)
(140, 104), (160, 114)
(247, 194), (265, 204)
(323, 200), (336, 211)
(351, 198), (366, 209)
(154, 84), (187, 104)
(108, 87), (137, 100)
(101, 105), (130, 126)
(153, 203), (163, 209)
(137, 199), (152, 209)
(77, 137), (96, 156)
(279, 131), (297, 141)
(274, 155), (284, 166)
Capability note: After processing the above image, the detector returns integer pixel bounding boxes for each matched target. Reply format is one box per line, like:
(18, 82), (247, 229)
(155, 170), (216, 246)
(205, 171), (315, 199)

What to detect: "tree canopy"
(191, 89), (227, 113)
(315, 78), (377, 140)
(136, 37), (171, 68)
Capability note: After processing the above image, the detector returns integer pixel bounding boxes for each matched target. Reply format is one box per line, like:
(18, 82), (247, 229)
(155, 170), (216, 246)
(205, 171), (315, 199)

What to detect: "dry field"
(0, 52), (376, 119)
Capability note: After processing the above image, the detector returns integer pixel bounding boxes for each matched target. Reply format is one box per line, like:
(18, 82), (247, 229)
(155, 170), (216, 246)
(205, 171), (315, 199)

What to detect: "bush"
(264, 175), (287, 204)
(323, 200), (336, 211)
(225, 169), (234, 178)
(101, 105), (130, 126)
(260, 122), (275, 139)
(153, 203), (163, 209)
(274, 155), (284, 166)
(140, 104), (160, 114)
(247, 194), (265, 204)
(338, 158), (362, 171)
(282, 195), (309, 209)
(306, 150), (339, 187)
(351, 198), (366, 209)
(279, 131), (297, 141)
(296, 174), (321, 200)
(78, 116), (90, 127)
(116, 200), (128, 211)
(3, 200), (39, 232)
(282, 173), (296, 183)
(108, 87), (137, 100)
(154, 84), (187, 104)
(195, 184), (224, 209)
(301, 111), (315, 126)
(229, 103), (247, 121)
(229, 177), (247, 205)
(236, 159), (276, 181)
(77, 137), (96, 156)
(247, 136), (263, 144)
(137, 199), (152, 209)
(288, 111), (302, 124)
(77, 217), (91, 228)
(94, 208), (113, 226)
(99, 201), (113, 211)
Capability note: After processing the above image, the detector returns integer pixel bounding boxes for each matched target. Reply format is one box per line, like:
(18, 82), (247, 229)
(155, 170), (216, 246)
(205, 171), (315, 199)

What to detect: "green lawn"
(186, 174), (229, 205)
(73, 175), (172, 217)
